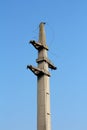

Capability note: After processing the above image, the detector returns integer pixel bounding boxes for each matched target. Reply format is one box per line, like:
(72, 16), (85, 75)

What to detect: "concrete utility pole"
(27, 22), (57, 130)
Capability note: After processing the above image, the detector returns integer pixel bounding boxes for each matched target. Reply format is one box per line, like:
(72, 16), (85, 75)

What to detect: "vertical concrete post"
(37, 22), (51, 130)
(27, 22), (57, 130)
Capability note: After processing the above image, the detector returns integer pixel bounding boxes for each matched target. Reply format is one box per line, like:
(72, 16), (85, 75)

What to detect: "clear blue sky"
(0, 0), (87, 130)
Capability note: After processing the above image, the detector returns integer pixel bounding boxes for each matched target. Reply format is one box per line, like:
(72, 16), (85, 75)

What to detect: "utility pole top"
(39, 22), (46, 45)
(39, 22), (46, 25)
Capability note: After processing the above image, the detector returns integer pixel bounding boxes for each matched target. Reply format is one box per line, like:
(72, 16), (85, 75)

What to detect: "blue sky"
(0, 0), (87, 130)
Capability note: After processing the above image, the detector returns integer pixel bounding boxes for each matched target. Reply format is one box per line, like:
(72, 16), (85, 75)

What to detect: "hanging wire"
(46, 22), (55, 48)
(32, 24), (39, 41)
(46, 22), (58, 56)
(45, 22), (59, 66)
(33, 25), (39, 33)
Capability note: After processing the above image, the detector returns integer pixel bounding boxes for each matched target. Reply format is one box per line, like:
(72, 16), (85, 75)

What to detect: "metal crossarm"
(29, 40), (48, 50)
(48, 60), (57, 70)
(36, 57), (57, 70)
(27, 65), (50, 77)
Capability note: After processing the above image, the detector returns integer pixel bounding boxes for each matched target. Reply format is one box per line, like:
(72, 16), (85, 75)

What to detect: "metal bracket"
(36, 57), (57, 70)
(27, 65), (50, 77)
(29, 40), (48, 50)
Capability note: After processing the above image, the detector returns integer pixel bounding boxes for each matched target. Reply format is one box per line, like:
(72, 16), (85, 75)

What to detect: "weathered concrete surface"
(37, 23), (51, 130)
